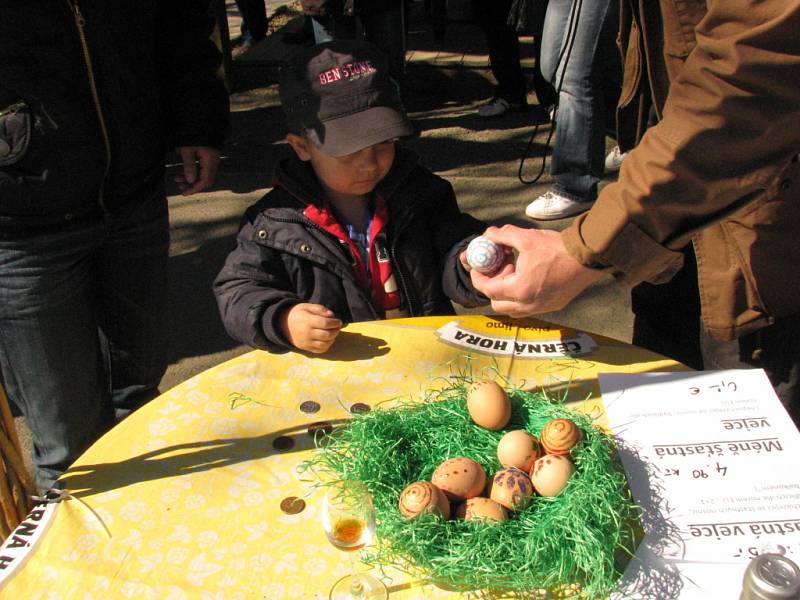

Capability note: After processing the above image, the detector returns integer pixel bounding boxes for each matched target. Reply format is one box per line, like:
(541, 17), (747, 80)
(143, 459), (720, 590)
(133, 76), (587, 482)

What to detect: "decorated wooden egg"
(455, 497), (508, 522)
(540, 418), (582, 455)
(530, 454), (576, 497)
(467, 380), (511, 430)
(466, 236), (505, 275)
(497, 430), (542, 472)
(431, 457), (487, 502)
(489, 467), (534, 510)
(399, 481), (451, 519)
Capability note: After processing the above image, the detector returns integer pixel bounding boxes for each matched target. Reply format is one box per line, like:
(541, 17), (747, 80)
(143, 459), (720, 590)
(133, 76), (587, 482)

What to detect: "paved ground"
(14, 1), (632, 481)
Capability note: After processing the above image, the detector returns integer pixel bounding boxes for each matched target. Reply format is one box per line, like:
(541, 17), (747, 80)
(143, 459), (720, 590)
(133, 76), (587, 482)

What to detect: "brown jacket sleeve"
(563, 0), (800, 286)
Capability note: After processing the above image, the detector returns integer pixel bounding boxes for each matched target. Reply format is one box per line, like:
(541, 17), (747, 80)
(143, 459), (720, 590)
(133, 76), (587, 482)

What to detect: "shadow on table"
(611, 440), (684, 599)
(318, 331), (391, 361)
(59, 419), (351, 497)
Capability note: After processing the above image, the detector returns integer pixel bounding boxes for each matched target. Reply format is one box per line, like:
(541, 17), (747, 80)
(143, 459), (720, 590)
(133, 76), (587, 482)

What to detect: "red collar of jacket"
(300, 196), (402, 316)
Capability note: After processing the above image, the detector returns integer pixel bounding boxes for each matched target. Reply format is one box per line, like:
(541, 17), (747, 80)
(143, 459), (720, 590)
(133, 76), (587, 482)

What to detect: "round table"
(1, 315), (684, 598)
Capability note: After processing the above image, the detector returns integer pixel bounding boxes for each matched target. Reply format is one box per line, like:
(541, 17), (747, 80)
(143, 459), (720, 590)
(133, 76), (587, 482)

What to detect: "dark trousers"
(0, 186), (170, 489)
(310, 6), (406, 84)
(235, 0), (268, 42)
(473, 0), (527, 105)
(632, 246), (800, 426)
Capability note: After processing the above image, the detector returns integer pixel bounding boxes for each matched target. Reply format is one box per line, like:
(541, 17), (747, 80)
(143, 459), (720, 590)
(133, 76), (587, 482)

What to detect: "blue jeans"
(0, 187), (169, 490)
(540, 0), (617, 201)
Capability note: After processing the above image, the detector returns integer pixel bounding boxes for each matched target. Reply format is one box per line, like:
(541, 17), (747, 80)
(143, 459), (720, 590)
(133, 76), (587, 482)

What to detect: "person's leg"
(235, 0), (268, 43)
(0, 219), (115, 490)
(360, 6), (406, 85)
(97, 185), (170, 421)
(473, 0), (527, 107)
(700, 316), (800, 427)
(631, 246), (704, 370)
(531, 0), (555, 108)
(540, 0), (615, 201)
(430, 0), (447, 43)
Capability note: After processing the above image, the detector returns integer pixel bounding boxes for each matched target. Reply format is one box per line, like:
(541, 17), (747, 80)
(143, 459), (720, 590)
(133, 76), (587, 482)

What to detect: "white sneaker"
(477, 98), (523, 118)
(525, 190), (593, 221)
(604, 145), (627, 173)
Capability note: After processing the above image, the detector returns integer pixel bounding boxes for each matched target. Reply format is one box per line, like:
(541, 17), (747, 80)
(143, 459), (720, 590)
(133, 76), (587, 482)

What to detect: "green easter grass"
(301, 377), (638, 598)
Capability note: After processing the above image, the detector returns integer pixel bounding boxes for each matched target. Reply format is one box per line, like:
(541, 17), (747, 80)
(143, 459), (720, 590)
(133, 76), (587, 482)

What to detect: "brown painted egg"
(530, 454), (576, 496)
(455, 497), (508, 522)
(466, 380), (511, 430)
(488, 467), (534, 510)
(399, 482), (451, 520)
(496, 430), (542, 472)
(540, 418), (582, 455)
(431, 457), (487, 502)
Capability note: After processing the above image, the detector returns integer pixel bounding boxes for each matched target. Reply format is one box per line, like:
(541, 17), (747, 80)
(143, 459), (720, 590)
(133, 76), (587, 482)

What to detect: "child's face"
(287, 134), (396, 202)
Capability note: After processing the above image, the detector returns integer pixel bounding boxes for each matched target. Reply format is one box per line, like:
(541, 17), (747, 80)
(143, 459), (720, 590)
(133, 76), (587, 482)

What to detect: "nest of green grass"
(301, 378), (638, 598)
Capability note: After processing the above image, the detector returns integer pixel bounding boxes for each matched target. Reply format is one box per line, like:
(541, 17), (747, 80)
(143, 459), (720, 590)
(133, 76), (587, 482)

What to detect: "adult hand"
(279, 303), (343, 354)
(174, 146), (220, 195)
(469, 225), (604, 317)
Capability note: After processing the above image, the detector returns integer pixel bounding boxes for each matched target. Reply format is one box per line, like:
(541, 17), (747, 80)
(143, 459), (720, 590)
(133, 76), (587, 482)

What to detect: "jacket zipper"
(267, 214), (380, 318)
(66, 0), (111, 212)
(387, 215), (421, 316)
(274, 211), (423, 317)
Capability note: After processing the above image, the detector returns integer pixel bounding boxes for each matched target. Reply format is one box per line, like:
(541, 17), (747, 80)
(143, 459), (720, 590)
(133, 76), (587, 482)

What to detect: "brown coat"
(562, 0), (800, 341)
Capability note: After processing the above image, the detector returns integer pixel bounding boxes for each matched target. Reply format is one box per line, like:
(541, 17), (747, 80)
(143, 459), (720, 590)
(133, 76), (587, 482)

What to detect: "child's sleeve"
(430, 180), (491, 308)
(213, 218), (300, 352)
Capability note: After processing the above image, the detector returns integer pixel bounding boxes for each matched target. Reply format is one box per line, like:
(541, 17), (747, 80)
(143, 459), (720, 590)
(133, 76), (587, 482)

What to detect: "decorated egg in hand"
(432, 457), (487, 502)
(530, 454), (575, 496)
(540, 418), (582, 455)
(497, 430), (542, 472)
(399, 481), (451, 519)
(455, 497), (508, 522)
(466, 236), (505, 275)
(467, 380), (511, 430)
(489, 467), (534, 510)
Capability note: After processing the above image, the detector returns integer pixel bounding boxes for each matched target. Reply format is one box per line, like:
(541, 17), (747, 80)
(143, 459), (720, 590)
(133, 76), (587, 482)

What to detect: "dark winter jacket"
(0, 0), (229, 230)
(213, 147), (489, 352)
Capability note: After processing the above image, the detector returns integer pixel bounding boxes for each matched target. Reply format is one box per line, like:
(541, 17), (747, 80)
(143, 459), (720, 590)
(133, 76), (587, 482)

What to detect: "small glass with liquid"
(322, 480), (387, 600)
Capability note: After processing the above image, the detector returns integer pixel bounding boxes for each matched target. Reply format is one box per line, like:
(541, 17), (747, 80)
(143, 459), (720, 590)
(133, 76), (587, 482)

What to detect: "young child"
(214, 40), (488, 354)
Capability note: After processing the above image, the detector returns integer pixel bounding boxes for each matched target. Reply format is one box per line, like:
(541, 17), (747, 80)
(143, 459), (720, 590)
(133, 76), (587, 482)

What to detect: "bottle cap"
(741, 554), (800, 599)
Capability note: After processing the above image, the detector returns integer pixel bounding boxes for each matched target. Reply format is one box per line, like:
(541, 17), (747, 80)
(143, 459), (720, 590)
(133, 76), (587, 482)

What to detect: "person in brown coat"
(469, 0), (800, 423)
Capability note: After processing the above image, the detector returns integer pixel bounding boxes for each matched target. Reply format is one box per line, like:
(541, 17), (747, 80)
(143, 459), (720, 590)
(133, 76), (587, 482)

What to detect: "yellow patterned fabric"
(2, 316), (682, 598)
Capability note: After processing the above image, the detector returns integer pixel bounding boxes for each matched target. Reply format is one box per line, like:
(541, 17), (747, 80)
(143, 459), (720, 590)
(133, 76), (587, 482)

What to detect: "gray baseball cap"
(279, 40), (414, 157)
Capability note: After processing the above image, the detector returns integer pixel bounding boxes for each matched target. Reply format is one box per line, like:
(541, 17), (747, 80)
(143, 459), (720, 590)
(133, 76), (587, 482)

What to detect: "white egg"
(466, 236), (504, 274)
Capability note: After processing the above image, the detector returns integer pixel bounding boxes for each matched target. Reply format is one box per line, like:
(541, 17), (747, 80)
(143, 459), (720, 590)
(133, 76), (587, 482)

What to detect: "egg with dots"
(455, 497), (508, 522)
(431, 457), (487, 502)
(488, 467), (535, 511)
(540, 418), (582, 455)
(530, 454), (576, 497)
(496, 430), (542, 472)
(398, 481), (451, 520)
(466, 380), (511, 430)
(465, 235), (506, 275)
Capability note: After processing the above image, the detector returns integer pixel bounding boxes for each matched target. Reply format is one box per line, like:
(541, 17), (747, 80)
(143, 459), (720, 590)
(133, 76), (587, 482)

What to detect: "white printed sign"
(602, 370), (800, 599)
(435, 320), (596, 358)
(0, 490), (62, 586)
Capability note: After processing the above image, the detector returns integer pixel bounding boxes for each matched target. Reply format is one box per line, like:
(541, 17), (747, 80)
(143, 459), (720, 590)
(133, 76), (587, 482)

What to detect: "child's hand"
(459, 250), (472, 272)
(279, 303), (343, 354)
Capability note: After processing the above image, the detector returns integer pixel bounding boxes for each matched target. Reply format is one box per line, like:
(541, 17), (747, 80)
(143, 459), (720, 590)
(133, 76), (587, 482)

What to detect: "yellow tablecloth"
(2, 315), (685, 599)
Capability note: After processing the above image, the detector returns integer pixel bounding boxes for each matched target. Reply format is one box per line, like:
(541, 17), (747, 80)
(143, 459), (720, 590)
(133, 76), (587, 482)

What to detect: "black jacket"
(214, 148), (489, 352)
(0, 0), (229, 229)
